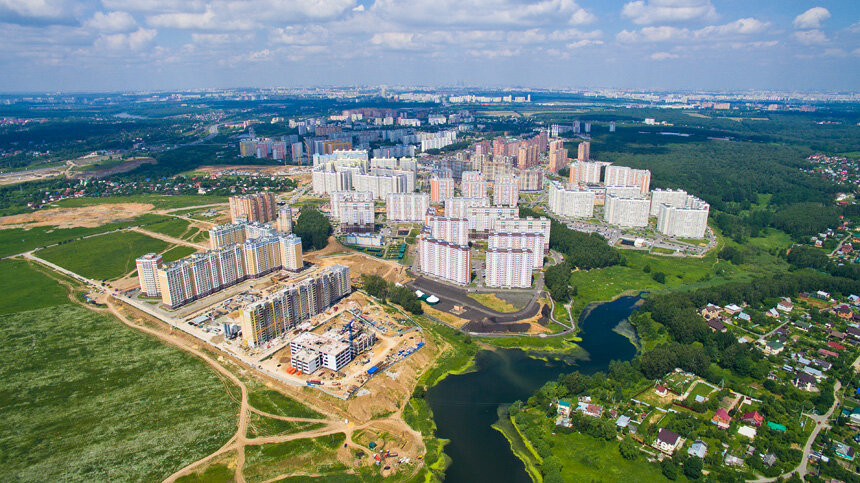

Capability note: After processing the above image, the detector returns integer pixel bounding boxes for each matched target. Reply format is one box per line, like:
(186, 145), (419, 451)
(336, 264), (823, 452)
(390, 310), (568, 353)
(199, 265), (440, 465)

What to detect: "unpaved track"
(132, 228), (208, 250)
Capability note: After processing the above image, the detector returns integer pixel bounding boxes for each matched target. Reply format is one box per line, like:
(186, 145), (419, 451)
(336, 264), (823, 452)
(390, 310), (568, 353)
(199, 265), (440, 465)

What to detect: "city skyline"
(1, 0), (858, 92)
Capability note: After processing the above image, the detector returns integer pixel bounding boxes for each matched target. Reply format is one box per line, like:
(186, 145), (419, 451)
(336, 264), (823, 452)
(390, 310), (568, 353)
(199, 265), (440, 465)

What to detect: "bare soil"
(0, 203), (155, 229)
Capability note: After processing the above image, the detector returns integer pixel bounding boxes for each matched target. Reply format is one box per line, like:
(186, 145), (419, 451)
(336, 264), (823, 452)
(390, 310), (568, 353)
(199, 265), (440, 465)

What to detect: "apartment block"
(494, 174), (519, 207)
(548, 181), (595, 218)
(277, 205), (293, 233)
(371, 167), (416, 192)
(331, 191), (375, 233)
(427, 216), (469, 245)
(209, 223), (249, 249)
(135, 253), (162, 296)
(461, 171), (488, 198)
(312, 149), (369, 170)
(649, 189), (691, 216)
(604, 194), (650, 227)
(240, 264), (351, 348)
(386, 192), (429, 222)
(418, 235), (471, 285)
(604, 165), (651, 194)
(548, 139), (568, 173)
(489, 232), (545, 268)
(229, 192), (278, 223)
(518, 167), (545, 192)
(445, 196), (490, 218)
(569, 161), (603, 185)
(354, 172), (408, 200)
(430, 176), (455, 203)
(577, 141), (590, 162)
(485, 248), (533, 288)
(466, 206), (518, 232)
(656, 196), (710, 238)
(493, 217), (551, 254)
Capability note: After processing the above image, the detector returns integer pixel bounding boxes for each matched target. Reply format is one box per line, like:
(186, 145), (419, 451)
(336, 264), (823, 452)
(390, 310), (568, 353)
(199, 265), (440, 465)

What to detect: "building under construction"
(288, 316), (376, 374)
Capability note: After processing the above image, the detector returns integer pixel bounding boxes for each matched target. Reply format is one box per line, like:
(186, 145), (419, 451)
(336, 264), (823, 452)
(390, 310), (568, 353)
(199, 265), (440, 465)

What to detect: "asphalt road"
(408, 276), (542, 324)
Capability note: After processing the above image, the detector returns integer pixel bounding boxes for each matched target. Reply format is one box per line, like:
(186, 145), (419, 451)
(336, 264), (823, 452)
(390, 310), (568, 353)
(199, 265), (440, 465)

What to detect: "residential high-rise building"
(609, 122), (616, 133)
(494, 174), (519, 207)
(485, 248), (533, 288)
(604, 165), (651, 194)
(577, 141), (590, 162)
(277, 205), (293, 233)
(427, 216), (469, 245)
(517, 167), (545, 191)
(278, 234), (304, 271)
(548, 139), (568, 173)
(568, 161), (603, 185)
(354, 172), (408, 199)
(311, 166), (357, 195)
(229, 192), (278, 223)
(321, 139), (352, 154)
(445, 196), (491, 218)
(312, 149), (369, 170)
(548, 181), (595, 218)
(493, 217), (551, 254)
(460, 171), (487, 198)
(604, 194), (650, 227)
(489, 232), (544, 269)
(136, 253), (163, 296)
(466, 206), (518, 231)
(330, 191), (374, 233)
(210, 223), (248, 249)
(418, 234), (471, 285)
(239, 264), (350, 348)
(386, 192), (429, 222)
(656, 195), (710, 238)
(430, 176), (455, 203)
(649, 189), (690, 216)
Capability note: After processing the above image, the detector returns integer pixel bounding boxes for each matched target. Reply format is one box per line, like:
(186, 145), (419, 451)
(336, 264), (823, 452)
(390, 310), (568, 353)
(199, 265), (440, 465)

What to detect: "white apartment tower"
(656, 195), (710, 238)
(445, 196), (490, 218)
(418, 235), (471, 285)
(489, 232), (545, 269)
(135, 253), (163, 296)
(494, 174), (519, 207)
(568, 161), (603, 185)
(604, 165), (651, 194)
(650, 189), (691, 216)
(461, 171), (488, 198)
(548, 181), (595, 218)
(604, 194), (650, 227)
(386, 192), (430, 222)
(485, 248), (533, 288)
(427, 216), (470, 245)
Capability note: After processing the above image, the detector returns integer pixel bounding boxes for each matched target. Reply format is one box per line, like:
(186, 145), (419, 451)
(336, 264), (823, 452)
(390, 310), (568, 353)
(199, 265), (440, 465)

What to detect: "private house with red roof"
(712, 408), (732, 429)
(827, 341), (847, 351)
(741, 411), (764, 427)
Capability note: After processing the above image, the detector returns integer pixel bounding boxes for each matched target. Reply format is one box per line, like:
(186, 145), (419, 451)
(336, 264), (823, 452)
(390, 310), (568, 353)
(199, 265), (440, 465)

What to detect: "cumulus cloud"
(650, 51), (678, 60)
(567, 39), (603, 48)
(621, 0), (717, 25)
(85, 11), (138, 33)
(370, 0), (595, 27)
(793, 29), (828, 45)
(369, 32), (417, 50)
(694, 17), (768, 37)
(618, 17), (769, 43)
(793, 7), (830, 29)
(94, 27), (157, 51)
(617, 26), (689, 43)
(0, 0), (79, 25)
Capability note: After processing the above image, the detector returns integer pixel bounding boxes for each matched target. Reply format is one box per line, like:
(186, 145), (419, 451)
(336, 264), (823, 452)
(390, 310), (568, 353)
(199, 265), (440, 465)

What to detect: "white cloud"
(0, 0), (79, 25)
(793, 29), (827, 45)
(823, 48), (846, 57)
(621, 0), (717, 25)
(567, 39), (603, 48)
(850, 21), (860, 33)
(370, 0), (595, 27)
(85, 11), (138, 33)
(352, 4), (364, 12)
(650, 51), (678, 60)
(793, 7), (830, 29)
(269, 25), (329, 45)
(94, 27), (157, 51)
(617, 25), (689, 43)
(191, 32), (252, 45)
(369, 32), (417, 49)
(694, 17), (768, 37)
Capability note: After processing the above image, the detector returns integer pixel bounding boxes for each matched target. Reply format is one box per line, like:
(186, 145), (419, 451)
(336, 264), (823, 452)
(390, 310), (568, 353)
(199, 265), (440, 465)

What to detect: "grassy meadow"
(37, 230), (170, 280)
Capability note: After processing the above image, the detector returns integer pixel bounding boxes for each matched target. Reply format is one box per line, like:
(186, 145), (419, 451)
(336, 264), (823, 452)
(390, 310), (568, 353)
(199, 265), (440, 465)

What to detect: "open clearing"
(306, 238), (411, 285)
(38, 230), (170, 280)
(0, 203), (155, 229)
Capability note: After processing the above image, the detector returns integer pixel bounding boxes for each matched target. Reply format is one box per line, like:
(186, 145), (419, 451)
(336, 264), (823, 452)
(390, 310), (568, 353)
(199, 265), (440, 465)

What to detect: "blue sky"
(0, 0), (858, 92)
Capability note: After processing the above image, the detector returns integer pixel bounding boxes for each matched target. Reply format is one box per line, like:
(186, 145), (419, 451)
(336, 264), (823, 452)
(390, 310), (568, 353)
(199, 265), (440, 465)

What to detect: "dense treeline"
(784, 245), (860, 281)
(293, 207), (332, 251)
(360, 274), (422, 314)
(520, 206), (622, 270)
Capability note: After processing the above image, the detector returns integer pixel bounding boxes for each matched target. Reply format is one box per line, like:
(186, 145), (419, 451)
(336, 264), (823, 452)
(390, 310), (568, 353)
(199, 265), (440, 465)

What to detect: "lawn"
(247, 389), (324, 419)
(243, 434), (347, 482)
(144, 216), (191, 238)
(0, 258), (72, 315)
(686, 381), (717, 402)
(0, 213), (169, 258)
(0, 305), (238, 482)
(38, 230), (170, 280)
(467, 293), (520, 313)
(246, 413), (324, 439)
(52, 194), (228, 210)
(161, 245), (198, 262)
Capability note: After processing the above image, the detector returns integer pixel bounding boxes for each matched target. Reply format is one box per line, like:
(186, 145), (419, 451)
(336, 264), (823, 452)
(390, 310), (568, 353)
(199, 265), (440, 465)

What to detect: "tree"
(683, 456), (703, 479)
(361, 274), (388, 300)
(661, 459), (679, 480)
(294, 207), (332, 251)
(652, 272), (666, 284)
(619, 438), (639, 460)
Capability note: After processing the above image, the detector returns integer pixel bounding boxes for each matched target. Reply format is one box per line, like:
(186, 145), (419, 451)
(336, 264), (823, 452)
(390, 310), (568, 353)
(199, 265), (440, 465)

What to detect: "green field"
(243, 434), (347, 482)
(0, 259), (71, 315)
(52, 194), (227, 210)
(246, 413), (325, 439)
(247, 389), (324, 420)
(162, 245), (198, 262)
(38, 231), (170, 280)
(144, 216), (191, 238)
(467, 293), (520, 313)
(0, 213), (169, 258)
(0, 304), (238, 482)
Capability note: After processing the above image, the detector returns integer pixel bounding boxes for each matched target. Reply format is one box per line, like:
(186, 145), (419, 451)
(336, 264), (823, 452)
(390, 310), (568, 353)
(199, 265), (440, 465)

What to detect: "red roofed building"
(827, 341), (846, 351)
(819, 348), (839, 358)
(741, 411), (764, 427)
(712, 408), (731, 429)
(655, 384), (668, 396)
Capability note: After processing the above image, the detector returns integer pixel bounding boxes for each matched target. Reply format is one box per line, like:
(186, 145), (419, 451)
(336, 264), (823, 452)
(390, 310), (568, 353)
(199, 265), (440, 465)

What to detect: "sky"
(0, 0), (858, 93)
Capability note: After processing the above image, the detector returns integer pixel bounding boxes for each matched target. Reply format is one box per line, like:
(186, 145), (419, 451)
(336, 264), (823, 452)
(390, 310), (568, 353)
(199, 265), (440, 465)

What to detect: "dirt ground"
(305, 238), (411, 285)
(0, 203), (155, 229)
